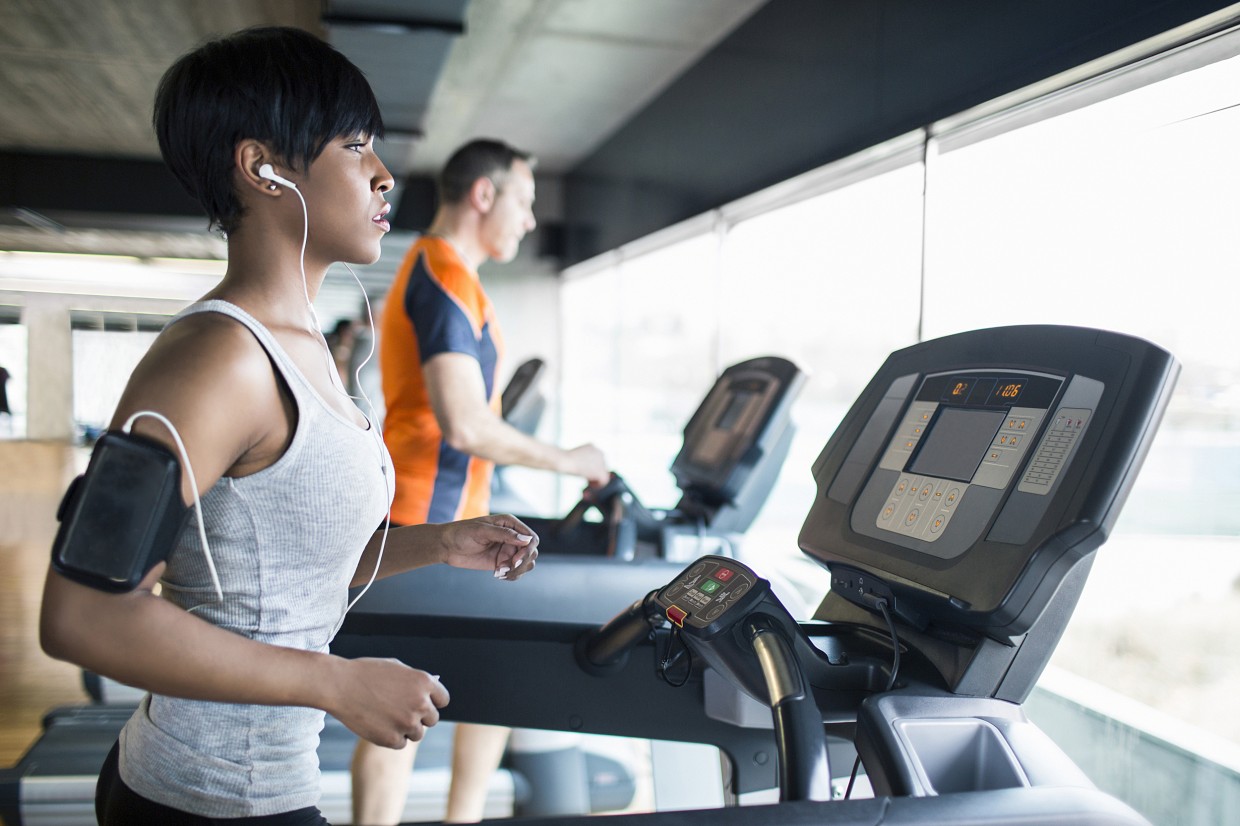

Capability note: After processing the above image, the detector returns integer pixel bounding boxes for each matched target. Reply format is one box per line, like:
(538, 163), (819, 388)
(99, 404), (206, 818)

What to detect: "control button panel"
(875, 473), (967, 542)
(658, 557), (759, 630)
(972, 407), (1046, 489)
(878, 401), (937, 471)
(1017, 407), (1092, 494)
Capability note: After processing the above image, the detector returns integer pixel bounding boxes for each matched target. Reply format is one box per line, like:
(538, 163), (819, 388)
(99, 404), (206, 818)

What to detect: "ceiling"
(0, 0), (768, 269)
(4, 0), (1238, 317)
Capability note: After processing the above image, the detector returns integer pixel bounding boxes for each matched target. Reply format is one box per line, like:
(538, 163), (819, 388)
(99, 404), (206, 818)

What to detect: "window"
(561, 232), (720, 508)
(0, 316), (26, 439)
(718, 164), (924, 602)
(560, 156), (924, 610)
(72, 328), (159, 436)
(924, 44), (1240, 758)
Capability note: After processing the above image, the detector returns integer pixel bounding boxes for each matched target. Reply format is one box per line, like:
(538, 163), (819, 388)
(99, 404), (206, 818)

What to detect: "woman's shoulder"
(124, 312), (278, 413)
(109, 308), (289, 476)
(156, 311), (269, 373)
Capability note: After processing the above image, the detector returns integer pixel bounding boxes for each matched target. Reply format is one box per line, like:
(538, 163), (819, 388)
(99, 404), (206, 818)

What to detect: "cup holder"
(894, 718), (1029, 795)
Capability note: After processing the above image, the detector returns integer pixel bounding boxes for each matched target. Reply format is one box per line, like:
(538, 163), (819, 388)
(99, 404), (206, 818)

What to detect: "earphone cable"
(320, 261), (392, 646)
(277, 175), (394, 647)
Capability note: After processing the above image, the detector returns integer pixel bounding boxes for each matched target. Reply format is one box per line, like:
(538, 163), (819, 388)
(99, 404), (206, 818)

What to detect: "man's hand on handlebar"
(564, 443), (609, 487)
(582, 471), (628, 503)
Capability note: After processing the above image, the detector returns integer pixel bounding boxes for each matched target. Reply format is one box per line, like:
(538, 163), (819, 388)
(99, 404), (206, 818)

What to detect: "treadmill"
(0, 356), (806, 824)
(331, 324), (1177, 825)
(521, 355), (806, 562)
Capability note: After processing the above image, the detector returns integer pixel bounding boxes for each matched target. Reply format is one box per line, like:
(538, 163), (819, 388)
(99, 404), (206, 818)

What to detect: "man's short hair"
(153, 26), (385, 235)
(438, 139), (535, 206)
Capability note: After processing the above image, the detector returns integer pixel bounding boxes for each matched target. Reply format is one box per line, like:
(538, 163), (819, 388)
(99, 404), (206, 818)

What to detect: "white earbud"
(258, 163), (298, 189)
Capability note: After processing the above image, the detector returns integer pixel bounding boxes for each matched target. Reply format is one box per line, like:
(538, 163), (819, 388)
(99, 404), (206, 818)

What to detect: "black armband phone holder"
(51, 429), (191, 592)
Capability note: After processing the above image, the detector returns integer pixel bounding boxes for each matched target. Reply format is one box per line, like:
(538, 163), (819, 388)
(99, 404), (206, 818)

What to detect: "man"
(352, 139), (609, 825)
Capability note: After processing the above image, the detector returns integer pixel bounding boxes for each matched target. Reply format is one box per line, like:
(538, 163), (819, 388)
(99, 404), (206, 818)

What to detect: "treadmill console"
(799, 326), (1178, 640)
(500, 357), (547, 436)
(861, 369), (1081, 557)
(670, 356), (805, 528)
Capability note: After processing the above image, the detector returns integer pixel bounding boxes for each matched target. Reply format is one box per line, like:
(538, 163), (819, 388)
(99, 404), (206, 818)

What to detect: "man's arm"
(423, 352), (609, 485)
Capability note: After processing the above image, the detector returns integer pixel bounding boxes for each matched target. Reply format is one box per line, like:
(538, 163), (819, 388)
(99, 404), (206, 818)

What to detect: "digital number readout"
(989, 380), (1025, 403)
(938, 376), (1028, 406)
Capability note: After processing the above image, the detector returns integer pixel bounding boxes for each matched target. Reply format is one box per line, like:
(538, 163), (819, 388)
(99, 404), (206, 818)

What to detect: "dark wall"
(561, 0), (1234, 265)
(0, 148), (441, 235)
(0, 151), (205, 229)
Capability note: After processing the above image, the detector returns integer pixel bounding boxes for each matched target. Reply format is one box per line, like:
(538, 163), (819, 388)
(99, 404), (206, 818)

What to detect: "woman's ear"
(236, 140), (282, 194)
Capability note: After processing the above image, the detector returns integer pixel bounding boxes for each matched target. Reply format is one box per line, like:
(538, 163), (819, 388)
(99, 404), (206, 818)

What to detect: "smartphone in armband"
(51, 430), (191, 592)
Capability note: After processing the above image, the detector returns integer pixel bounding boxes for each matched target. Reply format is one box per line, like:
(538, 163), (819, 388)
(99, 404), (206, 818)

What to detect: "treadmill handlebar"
(558, 472), (630, 534)
(576, 589), (662, 674)
(560, 472), (662, 549)
(748, 620), (833, 801)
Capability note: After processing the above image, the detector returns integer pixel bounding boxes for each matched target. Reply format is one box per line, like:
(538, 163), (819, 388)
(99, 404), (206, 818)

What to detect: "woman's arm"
(39, 316), (448, 746)
(41, 565), (446, 746)
(352, 513), (540, 587)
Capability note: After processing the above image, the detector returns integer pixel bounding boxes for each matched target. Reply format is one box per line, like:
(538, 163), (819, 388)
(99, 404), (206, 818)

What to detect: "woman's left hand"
(437, 514), (539, 581)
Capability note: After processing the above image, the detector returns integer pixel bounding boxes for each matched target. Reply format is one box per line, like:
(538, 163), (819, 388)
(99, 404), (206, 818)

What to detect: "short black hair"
(153, 26), (384, 235)
(438, 139), (535, 205)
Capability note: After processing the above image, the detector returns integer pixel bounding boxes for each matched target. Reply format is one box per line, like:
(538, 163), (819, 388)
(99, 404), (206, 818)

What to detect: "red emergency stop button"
(666, 604), (688, 627)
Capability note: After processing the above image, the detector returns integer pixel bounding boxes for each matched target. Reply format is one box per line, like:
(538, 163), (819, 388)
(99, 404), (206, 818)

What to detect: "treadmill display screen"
(715, 389), (756, 430)
(907, 407), (1007, 483)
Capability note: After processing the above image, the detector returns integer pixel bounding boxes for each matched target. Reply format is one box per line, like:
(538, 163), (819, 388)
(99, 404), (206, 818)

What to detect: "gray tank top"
(118, 300), (392, 818)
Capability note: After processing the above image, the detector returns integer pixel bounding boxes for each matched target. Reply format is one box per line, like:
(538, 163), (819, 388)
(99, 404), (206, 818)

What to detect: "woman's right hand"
(327, 656), (450, 748)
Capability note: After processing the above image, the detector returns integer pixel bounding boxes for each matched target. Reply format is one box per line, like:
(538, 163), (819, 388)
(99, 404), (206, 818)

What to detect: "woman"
(39, 26), (538, 825)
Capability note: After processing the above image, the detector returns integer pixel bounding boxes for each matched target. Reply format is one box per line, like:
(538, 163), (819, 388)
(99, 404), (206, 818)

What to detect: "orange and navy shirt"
(378, 236), (504, 524)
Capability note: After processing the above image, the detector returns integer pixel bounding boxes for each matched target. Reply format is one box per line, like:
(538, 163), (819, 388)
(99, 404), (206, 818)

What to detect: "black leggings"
(96, 741), (330, 825)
